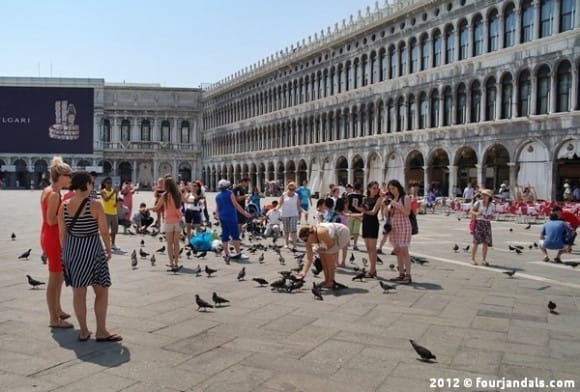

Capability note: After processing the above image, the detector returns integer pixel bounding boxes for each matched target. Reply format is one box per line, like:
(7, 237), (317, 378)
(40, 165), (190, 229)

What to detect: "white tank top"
(280, 193), (299, 217)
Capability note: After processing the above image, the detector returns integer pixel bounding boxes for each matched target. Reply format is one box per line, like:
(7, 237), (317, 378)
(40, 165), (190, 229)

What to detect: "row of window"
(100, 119), (192, 144)
(205, 61), (577, 157)
(203, 0), (577, 130)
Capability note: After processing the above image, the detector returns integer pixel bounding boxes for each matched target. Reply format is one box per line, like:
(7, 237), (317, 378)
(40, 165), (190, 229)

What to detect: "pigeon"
(11, 232), (16, 241)
(140, 239), (145, 247)
(252, 278), (268, 286)
(352, 268), (366, 281)
(452, 244), (459, 252)
(547, 300), (557, 314)
(179, 247), (185, 255)
(349, 253), (355, 263)
(514, 248), (523, 255)
(503, 269), (516, 278)
(286, 280), (304, 293)
(312, 282), (323, 301)
(237, 267), (246, 281)
(18, 249), (32, 260)
(509, 228), (513, 232)
(131, 250), (138, 268)
(192, 264), (202, 276)
(362, 257), (368, 267)
(525, 223), (531, 230)
(514, 245), (524, 250)
(40, 253), (47, 264)
(139, 249), (150, 259)
(410, 340), (436, 362)
(195, 251), (207, 258)
(457, 217), (461, 221)
(155, 245), (165, 253)
(508, 244), (516, 251)
(564, 261), (579, 268)
(278, 255), (286, 265)
(270, 278), (287, 291)
(212, 292), (230, 307)
(26, 275), (45, 288)
(376, 256), (384, 265)
(379, 280), (396, 293)
(195, 294), (213, 311)
(389, 264), (395, 270)
(150, 254), (156, 266)
(223, 254), (230, 265)
(205, 265), (217, 277)
(463, 245), (470, 252)
(258, 252), (264, 264)
(186, 250), (192, 259)
(533, 242), (538, 248)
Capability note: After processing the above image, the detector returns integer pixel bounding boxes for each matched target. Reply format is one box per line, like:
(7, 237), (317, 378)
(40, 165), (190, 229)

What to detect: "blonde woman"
(277, 181), (304, 250)
(40, 156), (73, 328)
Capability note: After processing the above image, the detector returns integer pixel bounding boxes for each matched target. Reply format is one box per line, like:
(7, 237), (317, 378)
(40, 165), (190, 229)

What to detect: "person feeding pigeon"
(539, 211), (571, 263)
(215, 179), (252, 261)
(296, 222), (351, 288)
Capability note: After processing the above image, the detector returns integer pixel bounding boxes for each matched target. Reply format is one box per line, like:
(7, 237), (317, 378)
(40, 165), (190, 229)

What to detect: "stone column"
(571, 67), (578, 111)
(496, 79), (503, 119)
(476, 164), (483, 190)
(467, 25), (474, 59)
(550, 71), (557, 113)
(133, 160), (137, 183)
(152, 118), (159, 141)
(131, 117), (139, 143)
(112, 160), (118, 177)
(511, 80), (518, 118)
(448, 165), (457, 198)
(423, 166), (429, 195)
(553, 0), (561, 34)
(173, 118), (179, 144)
(439, 93), (445, 127)
(112, 116), (120, 143)
(441, 29), (447, 65)
(533, 0), (540, 40)
(498, 12), (505, 49)
(530, 75), (537, 115)
(515, 8), (522, 44)
(480, 87), (487, 121)
(507, 162), (517, 196)
(465, 90), (472, 123)
(482, 17), (488, 53)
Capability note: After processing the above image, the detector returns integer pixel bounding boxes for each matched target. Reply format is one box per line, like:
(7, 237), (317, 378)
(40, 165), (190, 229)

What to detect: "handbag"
(468, 219), (476, 234)
(383, 216), (392, 234)
(409, 211), (418, 235)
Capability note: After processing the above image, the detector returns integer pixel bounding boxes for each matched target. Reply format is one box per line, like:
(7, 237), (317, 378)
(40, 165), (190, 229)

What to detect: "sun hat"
(480, 189), (493, 197)
(218, 179), (231, 190)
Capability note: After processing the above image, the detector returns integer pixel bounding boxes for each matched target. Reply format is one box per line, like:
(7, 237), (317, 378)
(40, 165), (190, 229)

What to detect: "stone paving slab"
(0, 190), (579, 391)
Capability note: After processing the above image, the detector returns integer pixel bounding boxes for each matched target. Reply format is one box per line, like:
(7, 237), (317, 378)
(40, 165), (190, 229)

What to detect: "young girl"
(334, 198), (349, 267)
(386, 180), (413, 284)
(354, 181), (384, 278)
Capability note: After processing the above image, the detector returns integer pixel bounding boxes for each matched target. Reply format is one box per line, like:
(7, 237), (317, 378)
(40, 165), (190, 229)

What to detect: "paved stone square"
(0, 190), (579, 391)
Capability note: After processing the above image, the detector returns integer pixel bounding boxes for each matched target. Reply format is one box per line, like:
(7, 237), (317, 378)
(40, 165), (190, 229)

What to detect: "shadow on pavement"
(51, 329), (131, 367)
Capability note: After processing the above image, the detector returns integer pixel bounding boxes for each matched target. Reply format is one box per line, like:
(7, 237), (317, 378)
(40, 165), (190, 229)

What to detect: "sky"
(0, 0), (378, 88)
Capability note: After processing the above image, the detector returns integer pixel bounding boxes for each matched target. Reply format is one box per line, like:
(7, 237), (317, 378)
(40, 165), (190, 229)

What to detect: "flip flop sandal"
(96, 334), (123, 342)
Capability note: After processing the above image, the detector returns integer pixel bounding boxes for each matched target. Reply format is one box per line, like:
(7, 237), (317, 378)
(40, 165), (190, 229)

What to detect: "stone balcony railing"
(98, 141), (199, 153)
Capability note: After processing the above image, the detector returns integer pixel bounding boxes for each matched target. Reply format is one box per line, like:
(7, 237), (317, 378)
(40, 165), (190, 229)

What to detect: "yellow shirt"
(101, 189), (117, 215)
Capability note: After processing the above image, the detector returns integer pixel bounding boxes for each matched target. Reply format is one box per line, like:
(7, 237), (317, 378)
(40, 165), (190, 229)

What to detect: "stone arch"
(297, 159), (308, 186)
(159, 162), (172, 178)
(118, 161), (132, 183)
(454, 146), (478, 190)
(385, 151), (405, 185)
(427, 148), (450, 196)
(405, 150), (425, 193)
(286, 160), (296, 183)
(367, 152), (383, 184)
(336, 156), (349, 186)
(351, 155), (364, 187)
(482, 144), (510, 193)
(553, 139), (579, 200)
(178, 162), (192, 183)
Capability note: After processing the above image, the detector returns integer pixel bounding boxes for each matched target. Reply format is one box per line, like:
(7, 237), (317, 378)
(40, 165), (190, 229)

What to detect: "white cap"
(218, 179), (231, 190)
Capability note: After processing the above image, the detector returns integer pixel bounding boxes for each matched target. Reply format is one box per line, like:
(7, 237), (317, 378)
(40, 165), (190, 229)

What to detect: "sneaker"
(377, 249), (384, 255)
(353, 246), (359, 251)
(112, 245), (120, 251)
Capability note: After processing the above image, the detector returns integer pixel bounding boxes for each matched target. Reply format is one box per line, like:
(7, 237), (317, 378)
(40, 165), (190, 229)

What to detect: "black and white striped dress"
(62, 200), (111, 288)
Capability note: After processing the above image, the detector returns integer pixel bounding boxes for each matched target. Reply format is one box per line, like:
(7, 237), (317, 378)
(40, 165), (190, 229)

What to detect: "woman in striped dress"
(58, 172), (121, 342)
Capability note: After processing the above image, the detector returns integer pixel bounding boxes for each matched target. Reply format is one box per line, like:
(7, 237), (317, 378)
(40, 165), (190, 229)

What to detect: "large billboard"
(0, 86), (94, 154)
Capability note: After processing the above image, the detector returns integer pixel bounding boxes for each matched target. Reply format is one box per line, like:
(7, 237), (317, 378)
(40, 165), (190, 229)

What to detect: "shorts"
(105, 214), (118, 236)
(281, 216), (298, 233)
(185, 210), (202, 225)
(319, 225), (351, 255)
(220, 219), (240, 242)
(163, 222), (182, 233)
(301, 203), (309, 212)
(348, 218), (361, 235)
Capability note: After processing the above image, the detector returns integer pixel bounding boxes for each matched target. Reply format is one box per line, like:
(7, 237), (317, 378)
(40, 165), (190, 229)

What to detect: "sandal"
(542, 256), (550, 262)
(481, 261), (490, 266)
(389, 274), (406, 282)
(58, 313), (71, 320)
(294, 273), (305, 281)
(364, 272), (377, 279)
(470, 260), (478, 265)
(78, 332), (92, 342)
(398, 275), (412, 284)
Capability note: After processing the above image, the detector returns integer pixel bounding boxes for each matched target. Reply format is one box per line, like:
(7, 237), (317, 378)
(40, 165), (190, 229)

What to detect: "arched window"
(180, 121), (190, 144)
(377, 102), (384, 133)
(488, 9), (499, 52)
(501, 74), (513, 119)
(379, 48), (387, 82)
(389, 46), (397, 79)
(471, 81), (481, 122)
(459, 20), (469, 60)
(518, 70), (531, 117)
(432, 30), (442, 67)
(443, 87), (452, 126)
(420, 35), (430, 71)
(410, 38), (418, 74)
(141, 120), (151, 141)
(399, 42), (407, 76)
(445, 26), (455, 64)
(368, 104), (375, 134)
(353, 58), (359, 89)
(536, 65), (551, 114)
(121, 119), (130, 142)
(540, 0), (554, 37)
(486, 78), (497, 121)
(362, 55), (369, 86)
(161, 120), (171, 142)
(521, 0), (534, 43)
(473, 15), (484, 56)
(346, 62), (352, 91)
(561, 0), (576, 32)
(408, 95), (416, 130)
(387, 99), (394, 133)
(397, 97), (405, 132)
(419, 93), (428, 129)
(102, 119), (111, 143)
(430, 90), (440, 127)
(504, 3), (516, 47)
(457, 84), (467, 124)
(370, 52), (378, 84)
(556, 61), (572, 112)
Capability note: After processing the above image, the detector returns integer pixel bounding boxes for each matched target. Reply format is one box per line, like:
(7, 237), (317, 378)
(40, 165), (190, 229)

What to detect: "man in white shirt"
(265, 200), (282, 237)
(463, 184), (474, 203)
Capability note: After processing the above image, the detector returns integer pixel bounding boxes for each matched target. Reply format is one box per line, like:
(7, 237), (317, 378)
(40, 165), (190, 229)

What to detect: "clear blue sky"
(0, 0), (376, 88)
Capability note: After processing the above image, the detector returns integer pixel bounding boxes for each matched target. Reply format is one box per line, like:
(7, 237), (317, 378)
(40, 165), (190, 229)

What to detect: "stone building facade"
(201, 0), (580, 201)
(0, 78), (203, 189)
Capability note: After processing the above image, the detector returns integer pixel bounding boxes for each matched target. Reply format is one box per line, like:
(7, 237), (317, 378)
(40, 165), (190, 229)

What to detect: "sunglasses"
(63, 173), (72, 178)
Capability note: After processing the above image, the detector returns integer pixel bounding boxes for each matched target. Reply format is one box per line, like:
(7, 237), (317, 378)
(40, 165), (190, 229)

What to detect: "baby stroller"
(243, 202), (266, 238)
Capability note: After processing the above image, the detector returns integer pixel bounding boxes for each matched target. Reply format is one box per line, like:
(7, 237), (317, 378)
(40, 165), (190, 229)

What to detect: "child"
(133, 202), (154, 233)
(265, 200), (282, 237)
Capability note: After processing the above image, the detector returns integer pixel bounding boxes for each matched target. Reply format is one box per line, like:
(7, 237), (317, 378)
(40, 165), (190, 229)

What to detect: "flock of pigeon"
(10, 217), (567, 363)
